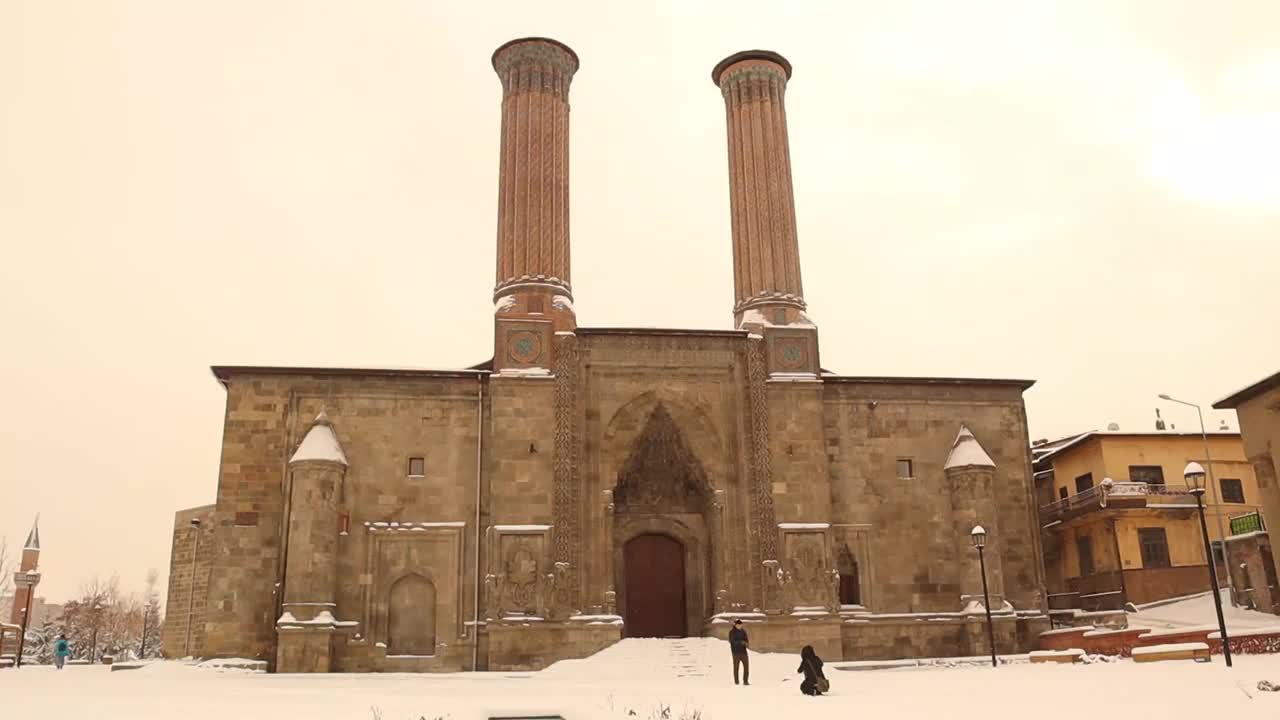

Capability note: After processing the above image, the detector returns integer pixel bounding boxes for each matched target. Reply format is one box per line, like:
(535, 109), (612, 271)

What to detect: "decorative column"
(492, 37), (579, 373)
(945, 426), (1005, 608)
(713, 50), (819, 376)
(277, 411), (347, 673)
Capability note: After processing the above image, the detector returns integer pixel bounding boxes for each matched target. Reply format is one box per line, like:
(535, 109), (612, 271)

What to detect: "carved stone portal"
(613, 403), (711, 513)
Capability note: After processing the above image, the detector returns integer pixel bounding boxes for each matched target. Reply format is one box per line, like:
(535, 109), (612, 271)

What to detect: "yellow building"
(1032, 430), (1264, 611)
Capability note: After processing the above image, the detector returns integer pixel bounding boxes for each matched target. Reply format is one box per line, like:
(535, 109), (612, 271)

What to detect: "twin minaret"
(490, 38), (815, 374)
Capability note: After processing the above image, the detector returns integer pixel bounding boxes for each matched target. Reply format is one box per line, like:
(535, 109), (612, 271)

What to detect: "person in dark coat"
(797, 645), (827, 696)
(728, 619), (750, 685)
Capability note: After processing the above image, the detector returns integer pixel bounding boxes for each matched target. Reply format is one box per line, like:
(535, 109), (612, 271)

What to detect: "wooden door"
(623, 533), (687, 638)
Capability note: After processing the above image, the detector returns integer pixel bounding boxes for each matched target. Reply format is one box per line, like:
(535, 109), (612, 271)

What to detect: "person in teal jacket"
(54, 634), (70, 669)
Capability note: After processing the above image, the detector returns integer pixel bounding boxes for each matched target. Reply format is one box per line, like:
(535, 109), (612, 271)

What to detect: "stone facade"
(165, 38), (1050, 672)
(162, 504), (214, 658)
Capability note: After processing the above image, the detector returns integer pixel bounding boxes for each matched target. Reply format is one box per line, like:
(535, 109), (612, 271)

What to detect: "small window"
(1058, 487), (1069, 500)
(896, 459), (914, 479)
(1211, 540), (1225, 567)
(773, 308), (787, 324)
(1077, 536), (1095, 576)
(1220, 478), (1245, 504)
(1075, 473), (1094, 494)
(1138, 527), (1171, 569)
(1129, 465), (1165, 485)
(408, 457), (425, 477)
(234, 511), (258, 527)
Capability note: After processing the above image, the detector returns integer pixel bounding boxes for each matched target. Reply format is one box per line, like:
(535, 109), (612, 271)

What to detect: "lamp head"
(1158, 393), (1172, 401)
(1183, 461), (1207, 494)
(970, 525), (987, 549)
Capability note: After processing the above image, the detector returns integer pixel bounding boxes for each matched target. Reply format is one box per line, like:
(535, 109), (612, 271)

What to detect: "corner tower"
(491, 37), (579, 373)
(713, 50), (819, 376)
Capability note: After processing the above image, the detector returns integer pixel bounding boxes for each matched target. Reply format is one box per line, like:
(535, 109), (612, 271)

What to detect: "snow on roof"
(944, 425), (995, 470)
(289, 411), (348, 466)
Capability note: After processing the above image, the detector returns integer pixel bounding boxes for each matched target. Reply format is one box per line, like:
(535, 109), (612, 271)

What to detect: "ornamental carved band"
(552, 331), (581, 605)
(745, 336), (779, 606)
(492, 38), (578, 301)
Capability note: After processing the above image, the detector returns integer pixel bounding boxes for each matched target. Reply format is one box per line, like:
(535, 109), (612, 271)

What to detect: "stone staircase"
(541, 637), (726, 683)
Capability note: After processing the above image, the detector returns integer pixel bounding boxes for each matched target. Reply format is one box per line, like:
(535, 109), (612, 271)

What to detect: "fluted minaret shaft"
(713, 51), (806, 327)
(492, 38), (578, 324)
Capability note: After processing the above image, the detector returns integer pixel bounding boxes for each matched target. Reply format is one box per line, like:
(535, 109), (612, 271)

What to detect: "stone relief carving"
(746, 339), (779, 606)
(613, 403), (710, 513)
(552, 333), (580, 606)
(501, 540), (540, 614)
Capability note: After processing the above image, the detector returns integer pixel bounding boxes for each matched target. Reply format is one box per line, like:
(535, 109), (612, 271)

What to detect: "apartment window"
(408, 456), (425, 477)
(1129, 465), (1165, 485)
(1075, 473), (1094, 494)
(897, 459), (914, 480)
(1077, 536), (1095, 577)
(1058, 487), (1069, 500)
(1138, 527), (1171, 569)
(1220, 478), (1245, 504)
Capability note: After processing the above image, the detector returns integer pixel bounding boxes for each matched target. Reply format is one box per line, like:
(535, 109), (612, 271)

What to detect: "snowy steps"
(543, 637), (725, 683)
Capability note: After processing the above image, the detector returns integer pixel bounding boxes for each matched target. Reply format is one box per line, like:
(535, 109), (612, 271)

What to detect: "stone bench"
(1131, 642), (1211, 663)
(1029, 649), (1085, 664)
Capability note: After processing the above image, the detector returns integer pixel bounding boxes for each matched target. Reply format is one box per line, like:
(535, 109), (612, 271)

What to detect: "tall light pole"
(1185, 462), (1233, 667)
(1159, 393), (1234, 601)
(184, 517), (202, 658)
(971, 526), (997, 668)
(90, 601), (105, 663)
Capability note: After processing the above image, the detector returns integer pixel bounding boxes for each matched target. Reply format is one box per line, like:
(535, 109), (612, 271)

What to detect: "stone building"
(165, 38), (1050, 673)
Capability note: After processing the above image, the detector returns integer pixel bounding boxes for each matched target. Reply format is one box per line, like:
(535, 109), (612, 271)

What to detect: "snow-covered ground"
(4, 637), (1279, 720)
(1130, 589), (1280, 632)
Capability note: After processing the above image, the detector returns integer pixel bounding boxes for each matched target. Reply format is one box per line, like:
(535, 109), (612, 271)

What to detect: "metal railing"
(1040, 482), (1196, 519)
(1229, 511), (1266, 535)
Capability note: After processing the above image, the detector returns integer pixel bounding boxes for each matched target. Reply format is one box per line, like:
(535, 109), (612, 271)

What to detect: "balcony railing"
(1041, 482), (1196, 524)
(1229, 511), (1266, 536)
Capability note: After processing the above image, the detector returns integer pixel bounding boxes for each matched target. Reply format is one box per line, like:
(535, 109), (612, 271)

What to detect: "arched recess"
(614, 516), (709, 636)
(387, 573), (437, 656)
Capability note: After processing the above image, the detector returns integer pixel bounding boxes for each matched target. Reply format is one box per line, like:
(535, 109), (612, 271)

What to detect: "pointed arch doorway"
(610, 402), (716, 639)
(623, 533), (687, 637)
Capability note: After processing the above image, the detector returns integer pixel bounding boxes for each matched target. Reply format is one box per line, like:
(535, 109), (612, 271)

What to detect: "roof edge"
(823, 375), (1036, 391)
(1213, 369), (1280, 409)
(211, 365), (490, 385)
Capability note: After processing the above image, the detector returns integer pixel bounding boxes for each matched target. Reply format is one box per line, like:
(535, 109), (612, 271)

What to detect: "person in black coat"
(728, 619), (750, 685)
(797, 645), (827, 696)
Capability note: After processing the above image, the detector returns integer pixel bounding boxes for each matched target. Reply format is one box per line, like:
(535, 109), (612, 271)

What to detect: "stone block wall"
(162, 504), (214, 658)
(822, 380), (1045, 614)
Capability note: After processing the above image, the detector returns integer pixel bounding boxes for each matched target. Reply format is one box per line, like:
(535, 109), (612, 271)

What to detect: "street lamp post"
(1159, 394), (1234, 600)
(971, 526), (997, 668)
(90, 602), (105, 664)
(1185, 461), (1233, 667)
(139, 601), (152, 659)
(184, 517), (202, 658)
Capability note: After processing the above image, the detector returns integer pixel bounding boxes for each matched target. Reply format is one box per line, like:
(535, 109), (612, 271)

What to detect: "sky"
(1, 0), (1277, 604)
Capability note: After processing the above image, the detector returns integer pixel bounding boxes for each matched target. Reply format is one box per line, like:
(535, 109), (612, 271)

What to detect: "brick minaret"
(713, 51), (819, 376)
(9, 517), (40, 626)
(712, 51), (808, 331)
(491, 37), (579, 372)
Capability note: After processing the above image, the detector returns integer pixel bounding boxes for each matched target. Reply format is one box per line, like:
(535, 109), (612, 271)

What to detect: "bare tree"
(0, 537), (12, 599)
